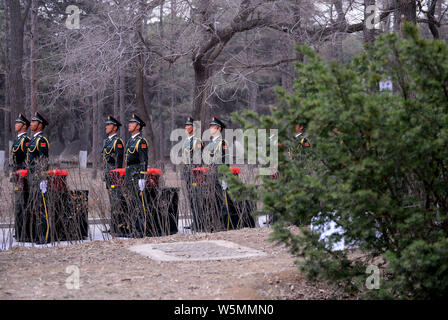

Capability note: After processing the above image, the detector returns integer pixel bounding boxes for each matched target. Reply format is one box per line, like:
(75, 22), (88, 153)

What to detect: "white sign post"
(0, 151), (5, 173)
(79, 150), (87, 169)
(379, 80), (393, 93)
(9, 140), (12, 165)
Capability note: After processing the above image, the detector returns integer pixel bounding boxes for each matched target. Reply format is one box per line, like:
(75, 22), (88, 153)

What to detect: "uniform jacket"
(124, 132), (148, 183)
(26, 132), (49, 176)
(102, 134), (124, 185)
(11, 133), (30, 172)
(207, 134), (229, 166)
(183, 135), (203, 165)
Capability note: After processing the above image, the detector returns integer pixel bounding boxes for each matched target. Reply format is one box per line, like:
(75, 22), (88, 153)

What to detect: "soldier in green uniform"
(11, 113), (31, 172)
(295, 124), (310, 147)
(181, 116), (203, 230)
(207, 117), (229, 166)
(207, 117), (232, 231)
(289, 124), (311, 159)
(27, 112), (50, 176)
(11, 113), (31, 241)
(26, 112), (50, 244)
(182, 116), (203, 166)
(102, 115), (124, 188)
(102, 115), (125, 236)
(124, 113), (149, 237)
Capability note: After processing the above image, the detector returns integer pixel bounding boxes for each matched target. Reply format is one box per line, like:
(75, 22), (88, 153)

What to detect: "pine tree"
(228, 24), (448, 299)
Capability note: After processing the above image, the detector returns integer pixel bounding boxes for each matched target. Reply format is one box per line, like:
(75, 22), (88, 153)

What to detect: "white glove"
(138, 179), (146, 191)
(40, 180), (47, 194)
(221, 180), (227, 190)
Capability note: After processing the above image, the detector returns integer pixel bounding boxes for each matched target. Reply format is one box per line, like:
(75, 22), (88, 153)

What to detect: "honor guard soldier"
(289, 124), (311, 160)
(182, 116), (203, 166)
(26, 111), (50, 244)
(11, 113), (31, 172)
(102, 115), (125, 236)
(208, 117), (229, 166)
(11, 113), (31, 241)
(102, 115), (124, 189)
(27, 112), (50, 176)
(207, 117), (232, 231)
(295, 124), (310, 149)
(182, 116), (203, 230)
(124, 113), (149, 237)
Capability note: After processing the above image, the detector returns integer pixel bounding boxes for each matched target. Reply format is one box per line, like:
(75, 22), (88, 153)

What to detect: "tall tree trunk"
(79, 99), (89, 149)
(398, 0), (417, 25)
(426, 0), (440, 39)
(3, 0), (11, 157)
(135, 3), (158, 165)
(192, 62), (209, 134)
(393, 0), (402, 32)
(92, 94), (98, 177)
(135, 54), (158, 164)
(30, 0), (38, 113)
(119, 69), (126, 139)
(281, 37), (295, 92)
(169, 0), (177, 154)
(245, 32), (258, 111)
(6, 0), (27, 117)
(363, 0), (377, 43)
(98, 91), (104, 169)
(158, 1), (165, 162)
(113, 70), (119, 116)
(333, 0), (345, 63)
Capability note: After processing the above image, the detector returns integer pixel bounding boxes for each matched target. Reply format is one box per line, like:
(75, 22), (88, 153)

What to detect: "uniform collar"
(188, 135), (194, 140)
(108, 133), (117, 139)
(212, 134), (221, 142)
(17, 132), (26, 138)
(131, 132), (141, 139)
(33, 131), (42, 138)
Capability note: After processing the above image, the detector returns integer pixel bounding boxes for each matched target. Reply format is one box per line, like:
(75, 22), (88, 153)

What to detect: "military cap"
(105, 115), (122, 127)
(185, 116), (194, 126)
(209, 116), (226, 129)
(31, 111), (49, 127)
(129, 113), (146, 127)
(15, 113), (30, 127)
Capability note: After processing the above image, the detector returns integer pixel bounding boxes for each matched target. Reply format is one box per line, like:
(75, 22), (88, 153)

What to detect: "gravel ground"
(0, 227), (351, 300)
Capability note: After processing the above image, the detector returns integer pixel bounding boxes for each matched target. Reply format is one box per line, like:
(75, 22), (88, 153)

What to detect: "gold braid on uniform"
(125, 137), (143, 166)
(103, 139), (119, 156)
(11, 136), (25, 153)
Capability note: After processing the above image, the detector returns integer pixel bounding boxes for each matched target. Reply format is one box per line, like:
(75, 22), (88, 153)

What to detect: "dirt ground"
(0, 227), (351, 300)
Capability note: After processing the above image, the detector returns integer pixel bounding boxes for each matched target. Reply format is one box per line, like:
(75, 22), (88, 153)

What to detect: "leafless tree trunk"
(135, 1), (158, 164)
(158, 1), (165, 162)
(119, 69), (126, 140)
(98, 90), (104, 169)
(92, 94), (98, 177)
(169, 0), (176, 154)
(30, 0), (38, 113)
(3, 0), (11, 155)
(333, 0), (345, 63)
(422, 0), (440, 39)
(191, 0), (270, 130)
(393, 0), (402, 32)
(398, 0), (417, 24)
(113, 70), (119, 116)
(6, 0), (30, 117)
(79, 98), (89, 149)
(364, 0), (377, 43)
(245, 31), (258, 111)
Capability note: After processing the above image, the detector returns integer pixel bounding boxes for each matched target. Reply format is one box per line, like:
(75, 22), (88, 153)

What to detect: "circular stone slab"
(128, 240), (266, 261)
